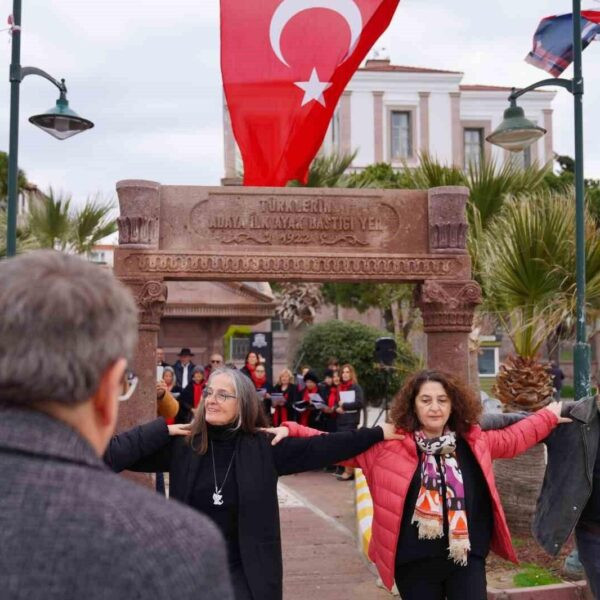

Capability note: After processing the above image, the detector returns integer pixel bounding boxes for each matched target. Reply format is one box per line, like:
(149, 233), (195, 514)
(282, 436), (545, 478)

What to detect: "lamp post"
(486, 0), (590, 401)
(5, 0), (94, 258)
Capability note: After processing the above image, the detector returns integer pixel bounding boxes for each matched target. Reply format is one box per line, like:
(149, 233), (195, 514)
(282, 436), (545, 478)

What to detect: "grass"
(513, 563), (561, 587)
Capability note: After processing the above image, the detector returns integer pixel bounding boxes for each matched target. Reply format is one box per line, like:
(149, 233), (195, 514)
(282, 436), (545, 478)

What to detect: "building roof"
(359, 59), (462, 75)
(460, 84), (548, 93)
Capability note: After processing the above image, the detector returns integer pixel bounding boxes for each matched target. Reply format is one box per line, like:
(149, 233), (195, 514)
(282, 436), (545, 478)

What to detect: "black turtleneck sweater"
(189, 424), (241, 565)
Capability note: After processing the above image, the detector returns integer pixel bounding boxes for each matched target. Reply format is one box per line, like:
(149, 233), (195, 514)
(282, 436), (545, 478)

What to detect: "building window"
(88, 251), (106, 264)
(464, 128), (484, 168)
(390, 110), (412, 160)
(271, 317), (287, 332)
(478, 347), (499, 377)
(230, 336), (250, 361)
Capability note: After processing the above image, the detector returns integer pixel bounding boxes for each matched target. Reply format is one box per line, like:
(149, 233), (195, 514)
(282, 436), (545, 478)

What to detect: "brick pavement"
(279, 471), (392, 600)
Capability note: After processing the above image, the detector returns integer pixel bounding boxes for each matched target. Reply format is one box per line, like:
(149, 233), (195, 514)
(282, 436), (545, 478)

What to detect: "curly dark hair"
(389, 370), (482, 435)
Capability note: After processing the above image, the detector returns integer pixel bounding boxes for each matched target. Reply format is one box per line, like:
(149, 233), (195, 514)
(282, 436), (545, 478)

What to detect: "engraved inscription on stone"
(190, 193), (401, 248)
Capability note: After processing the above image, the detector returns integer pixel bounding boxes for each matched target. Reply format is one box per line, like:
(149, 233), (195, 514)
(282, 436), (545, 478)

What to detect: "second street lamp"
(486, 1), (590, 402)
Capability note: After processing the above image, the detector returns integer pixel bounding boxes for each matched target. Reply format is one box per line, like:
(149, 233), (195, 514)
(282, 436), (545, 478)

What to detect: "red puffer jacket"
(282, 409), (558, 591)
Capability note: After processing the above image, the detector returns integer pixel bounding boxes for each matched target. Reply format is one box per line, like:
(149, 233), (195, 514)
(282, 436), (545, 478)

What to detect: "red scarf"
(193, 381), (205, 408)
(296, 386), (315, 426)
(272, 387), (289, 427)
(251, 370), (267, 389)
(327, 385), (339, 410)
(339, 380), (353, 392)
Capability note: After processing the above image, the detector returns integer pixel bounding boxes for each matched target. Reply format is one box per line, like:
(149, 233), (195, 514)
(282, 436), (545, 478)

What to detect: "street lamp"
(5, 0), (94, 258)
(486, 0), (590, 401)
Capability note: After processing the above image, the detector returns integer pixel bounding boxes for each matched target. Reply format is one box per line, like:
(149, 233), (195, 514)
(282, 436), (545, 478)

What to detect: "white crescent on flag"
(269, 0), (363, 68)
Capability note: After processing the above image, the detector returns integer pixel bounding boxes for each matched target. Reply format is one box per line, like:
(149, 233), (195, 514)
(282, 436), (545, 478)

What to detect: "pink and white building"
(223, 58), (556, 179)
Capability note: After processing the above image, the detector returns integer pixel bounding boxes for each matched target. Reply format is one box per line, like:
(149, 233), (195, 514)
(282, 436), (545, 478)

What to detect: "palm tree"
(287, 150), (358, 188)
(275, 282), (324, 366)
(70, 197), (117, 255)
(27, 189), (116, 254)
(478, 188), (600, 532)
(27, 188), (72, 250)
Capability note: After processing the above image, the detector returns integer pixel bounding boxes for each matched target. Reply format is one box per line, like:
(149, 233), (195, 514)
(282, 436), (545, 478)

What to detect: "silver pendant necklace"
(211, 440), (235, 506)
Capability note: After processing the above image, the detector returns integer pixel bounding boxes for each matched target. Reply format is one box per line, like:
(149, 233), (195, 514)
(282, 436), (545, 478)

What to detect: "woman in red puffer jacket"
(276, 369), (568, 600)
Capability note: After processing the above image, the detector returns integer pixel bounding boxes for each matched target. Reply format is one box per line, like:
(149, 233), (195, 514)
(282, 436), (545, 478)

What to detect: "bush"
(294, 320), (419, 404)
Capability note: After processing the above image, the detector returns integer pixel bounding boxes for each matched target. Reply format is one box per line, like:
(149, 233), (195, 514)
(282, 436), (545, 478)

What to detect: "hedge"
(294, 320), (420, 404)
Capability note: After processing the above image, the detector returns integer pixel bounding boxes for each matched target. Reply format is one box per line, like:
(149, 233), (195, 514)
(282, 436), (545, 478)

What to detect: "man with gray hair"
(0, 251), (233, 600)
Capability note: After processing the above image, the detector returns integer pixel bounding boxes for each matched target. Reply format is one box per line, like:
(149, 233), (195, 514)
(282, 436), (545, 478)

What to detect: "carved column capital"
(121, 278), (168, 331)
(116, 179), (161, 248)
(428, 186), (469, 253)
(417, 280), (482, 332)
(137, 280), (168, 329)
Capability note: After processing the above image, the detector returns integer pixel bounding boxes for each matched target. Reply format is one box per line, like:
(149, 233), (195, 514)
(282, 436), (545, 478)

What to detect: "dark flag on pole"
(525, 11), (600, 76)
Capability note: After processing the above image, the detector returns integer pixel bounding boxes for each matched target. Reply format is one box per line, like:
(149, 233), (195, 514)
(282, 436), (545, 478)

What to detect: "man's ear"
(91, 358), (127, 428)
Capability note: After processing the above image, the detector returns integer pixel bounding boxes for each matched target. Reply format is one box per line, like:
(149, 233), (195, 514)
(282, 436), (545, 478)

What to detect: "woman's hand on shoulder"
(260, 426), (290, 445)
(380, 422), (406, 441)
(167, 423), (192, 436)
(542, 401), (572, 424)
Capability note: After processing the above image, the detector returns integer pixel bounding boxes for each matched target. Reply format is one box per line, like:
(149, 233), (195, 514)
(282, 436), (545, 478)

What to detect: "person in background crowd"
(319, 369), (339, 433)
(336, 363), (364, 480)
(533, 394), (600, 597)
(293, 370), (323, 426)
(159, 366), (182, 409)
(173, 347), (196, 389)
(156, 346), (168, 367)
(178, 366), (206, 424)
(277, 369), (570, 600)
(0, 251), (232, 600)
(548, 361), (565, 400)
(250, 363), (273, 420)
(105, 367), (403, 600)
(155, 366), (183, 494)
(327, 356), (340, 372)
(205, 353), (224, 379)
(272, 368), (299, 426)
(240, 351), (259, 381)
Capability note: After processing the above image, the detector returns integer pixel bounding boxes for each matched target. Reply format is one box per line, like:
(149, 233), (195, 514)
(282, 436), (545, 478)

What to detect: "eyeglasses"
(202, 387), (237, 403)
(118, 370), (138, 402)
(211, 359), (222, 364)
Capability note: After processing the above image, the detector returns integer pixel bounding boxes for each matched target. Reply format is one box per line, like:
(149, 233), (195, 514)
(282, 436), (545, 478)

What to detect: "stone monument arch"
(114, 180), (481, 431)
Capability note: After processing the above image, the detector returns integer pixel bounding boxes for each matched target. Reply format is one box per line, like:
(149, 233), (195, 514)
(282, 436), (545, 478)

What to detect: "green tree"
(295, 319), (419, 404)
(0, 150), (28, 203)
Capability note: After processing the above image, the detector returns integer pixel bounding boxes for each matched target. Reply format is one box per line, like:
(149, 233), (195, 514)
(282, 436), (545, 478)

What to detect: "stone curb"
(487, 580), (590, 599)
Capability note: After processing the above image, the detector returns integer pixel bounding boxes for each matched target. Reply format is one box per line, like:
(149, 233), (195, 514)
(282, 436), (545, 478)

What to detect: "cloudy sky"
(1, 0), (599, 205)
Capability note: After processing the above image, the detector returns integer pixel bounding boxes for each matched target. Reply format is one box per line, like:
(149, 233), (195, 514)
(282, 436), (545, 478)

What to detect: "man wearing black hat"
(172, 348), (196, 389)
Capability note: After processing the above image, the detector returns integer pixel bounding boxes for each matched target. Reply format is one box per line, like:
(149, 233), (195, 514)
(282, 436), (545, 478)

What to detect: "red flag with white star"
(220, 0), (401, 186)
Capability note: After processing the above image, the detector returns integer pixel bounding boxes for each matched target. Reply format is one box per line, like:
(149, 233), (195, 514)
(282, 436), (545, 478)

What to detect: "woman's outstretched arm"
(104, 418), (187, 472)
(483, 402), (568, 460)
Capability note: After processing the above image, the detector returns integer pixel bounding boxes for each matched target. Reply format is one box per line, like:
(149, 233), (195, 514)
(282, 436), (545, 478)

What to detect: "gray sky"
(1, 0), (599, 205)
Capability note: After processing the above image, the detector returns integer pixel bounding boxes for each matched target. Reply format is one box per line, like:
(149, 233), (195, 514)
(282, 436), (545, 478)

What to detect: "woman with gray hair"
(105, 367), (401, 600)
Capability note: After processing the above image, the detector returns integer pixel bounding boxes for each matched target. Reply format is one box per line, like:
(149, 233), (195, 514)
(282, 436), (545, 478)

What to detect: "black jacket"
(172, 360), (196, 388)
(533, 397), (600, 554)
(337, 383), (364, 429)
(105, 419), (383, 600)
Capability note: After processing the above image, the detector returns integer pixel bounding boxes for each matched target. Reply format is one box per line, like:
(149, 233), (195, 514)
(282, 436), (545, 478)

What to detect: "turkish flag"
(221, 0), (401, 186)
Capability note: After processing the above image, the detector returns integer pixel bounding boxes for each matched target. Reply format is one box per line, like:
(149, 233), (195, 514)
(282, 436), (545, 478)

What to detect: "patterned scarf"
(413, 430), (470, 565)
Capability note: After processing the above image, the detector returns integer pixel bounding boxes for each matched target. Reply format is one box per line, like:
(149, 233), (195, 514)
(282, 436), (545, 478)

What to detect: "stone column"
(421, 185), (481, 383)
(417, 280), (482, 383)
(113, 180), (164, 433)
